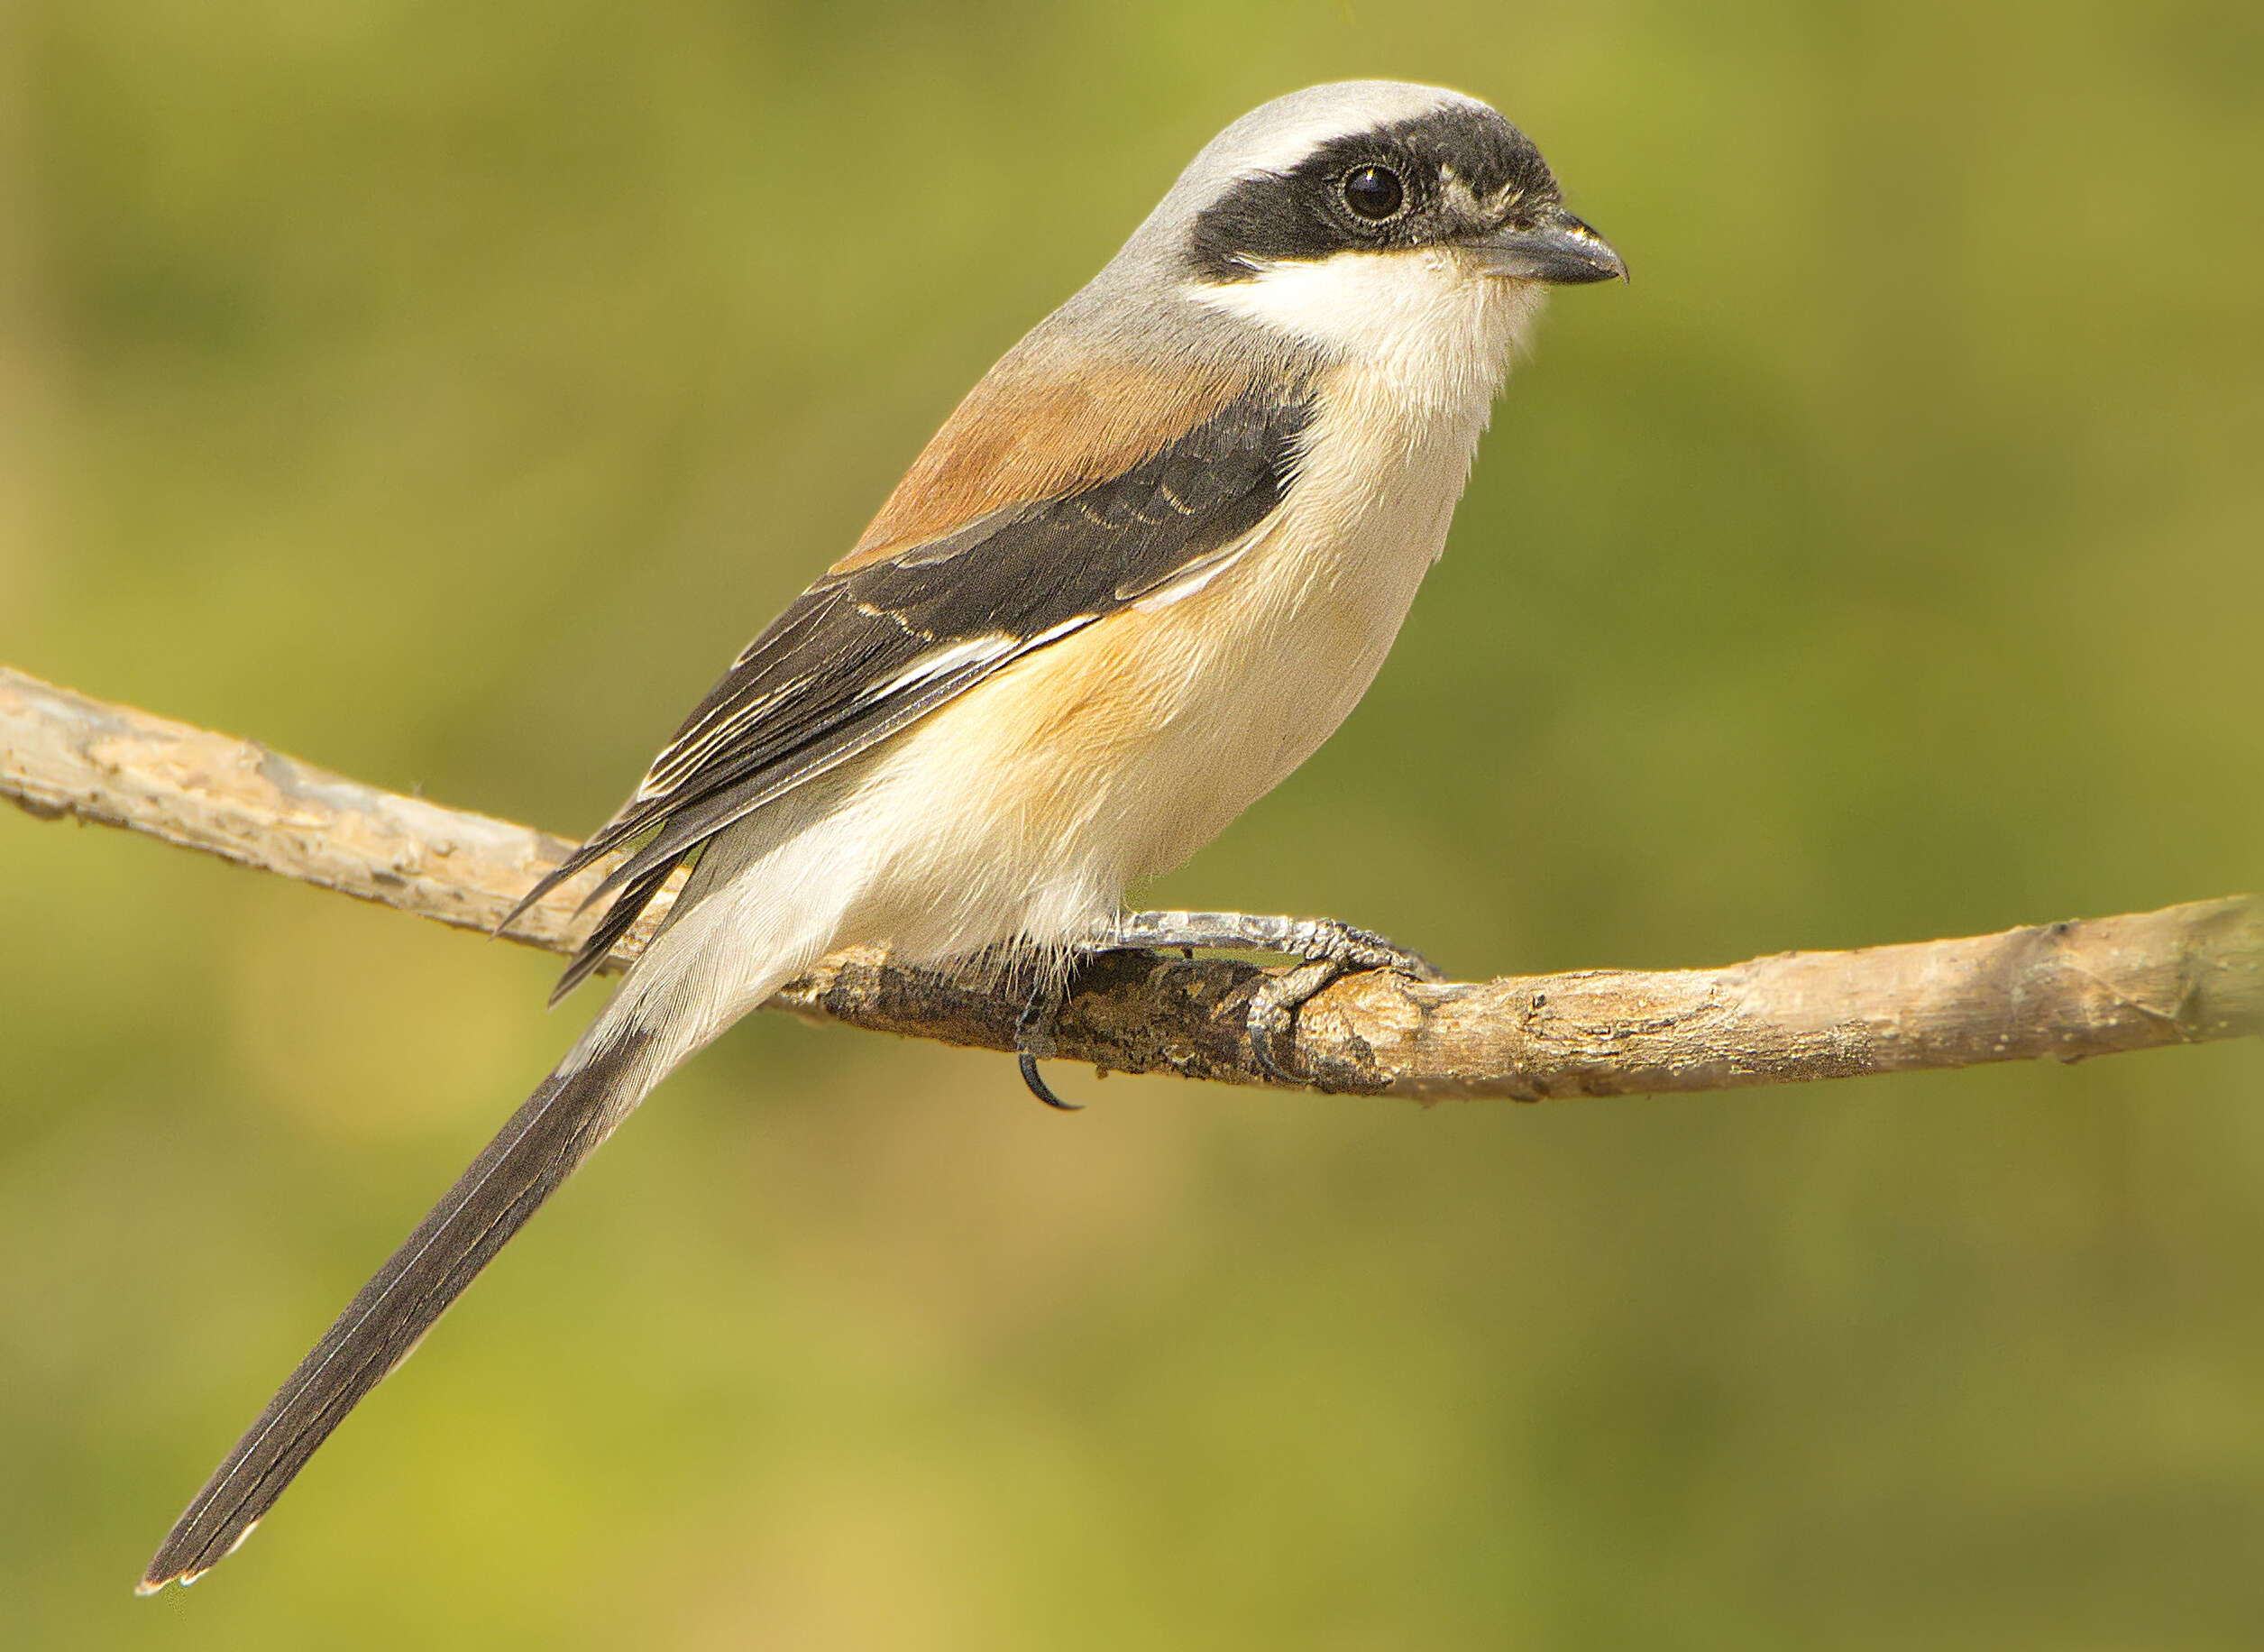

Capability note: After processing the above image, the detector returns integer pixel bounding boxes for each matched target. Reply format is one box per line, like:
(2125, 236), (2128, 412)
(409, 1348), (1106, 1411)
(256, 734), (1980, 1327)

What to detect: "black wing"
(507, 385), (1314, 997)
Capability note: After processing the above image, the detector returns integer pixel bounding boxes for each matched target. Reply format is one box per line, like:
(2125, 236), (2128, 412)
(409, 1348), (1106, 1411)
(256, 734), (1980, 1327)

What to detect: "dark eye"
(1342, 164), (1405, 221)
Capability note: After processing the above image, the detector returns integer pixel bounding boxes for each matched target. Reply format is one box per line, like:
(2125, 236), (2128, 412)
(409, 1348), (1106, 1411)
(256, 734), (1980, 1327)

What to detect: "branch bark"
(5, 664), (2257, 1100)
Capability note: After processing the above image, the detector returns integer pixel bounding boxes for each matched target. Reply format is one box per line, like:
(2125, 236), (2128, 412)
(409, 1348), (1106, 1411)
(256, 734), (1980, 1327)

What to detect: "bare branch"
(5, 665), (2257, 1099)
(0, 665), (674, 960)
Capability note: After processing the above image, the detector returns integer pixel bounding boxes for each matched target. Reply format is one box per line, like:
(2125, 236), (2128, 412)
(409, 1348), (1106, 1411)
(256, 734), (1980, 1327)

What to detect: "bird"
(138, 78), (1623, 1592)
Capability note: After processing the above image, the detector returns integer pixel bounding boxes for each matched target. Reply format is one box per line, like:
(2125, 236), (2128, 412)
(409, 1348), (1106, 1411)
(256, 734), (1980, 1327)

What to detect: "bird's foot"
(1010, 912), (1440, 1103)
(1103, 911), (1444, 1086)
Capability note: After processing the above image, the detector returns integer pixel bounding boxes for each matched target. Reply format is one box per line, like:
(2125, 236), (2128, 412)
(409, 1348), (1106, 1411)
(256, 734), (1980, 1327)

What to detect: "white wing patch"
(1131, 539), (1256, 613)
(863, 634), (1020, 702)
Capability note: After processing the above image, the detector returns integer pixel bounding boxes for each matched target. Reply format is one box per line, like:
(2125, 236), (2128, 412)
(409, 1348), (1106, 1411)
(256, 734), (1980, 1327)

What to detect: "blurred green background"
(3, 0), (2260, 1646)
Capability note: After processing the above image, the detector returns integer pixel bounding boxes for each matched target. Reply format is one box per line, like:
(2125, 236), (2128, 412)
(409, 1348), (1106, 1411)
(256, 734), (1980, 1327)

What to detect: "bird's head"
(1107, 82), (1623, 385)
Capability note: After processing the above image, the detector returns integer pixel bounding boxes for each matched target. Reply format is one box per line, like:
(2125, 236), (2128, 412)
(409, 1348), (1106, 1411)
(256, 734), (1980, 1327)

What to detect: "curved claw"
(1018, 1050), (1082, 1111)
(1248, 1002), (1296, 1085)
(1245, 958), (1343, 1086)
(1014, 967), (1086, 1112)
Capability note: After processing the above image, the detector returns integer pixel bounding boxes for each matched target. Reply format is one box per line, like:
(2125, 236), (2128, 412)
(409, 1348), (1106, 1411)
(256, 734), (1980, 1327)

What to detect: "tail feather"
(138, 1027), (656, 1593)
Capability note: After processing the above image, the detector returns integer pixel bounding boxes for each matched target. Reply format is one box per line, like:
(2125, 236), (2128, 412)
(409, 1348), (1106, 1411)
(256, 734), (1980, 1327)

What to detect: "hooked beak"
(1471, 201), (1627, 285)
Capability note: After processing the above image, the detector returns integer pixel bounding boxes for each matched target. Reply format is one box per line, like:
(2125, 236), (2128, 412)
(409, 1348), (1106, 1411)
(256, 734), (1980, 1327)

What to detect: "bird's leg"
(1099, 911), (1444, 1085)
(1104, 911), (1444, 976)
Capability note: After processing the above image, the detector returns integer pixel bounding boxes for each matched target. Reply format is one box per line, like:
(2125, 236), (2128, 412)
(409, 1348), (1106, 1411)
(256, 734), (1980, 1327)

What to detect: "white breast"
(1132, 244), (1542, 832)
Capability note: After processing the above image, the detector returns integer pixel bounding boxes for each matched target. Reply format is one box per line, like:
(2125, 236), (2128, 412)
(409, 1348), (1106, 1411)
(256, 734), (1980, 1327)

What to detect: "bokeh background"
(4, 2), (2260, 1646)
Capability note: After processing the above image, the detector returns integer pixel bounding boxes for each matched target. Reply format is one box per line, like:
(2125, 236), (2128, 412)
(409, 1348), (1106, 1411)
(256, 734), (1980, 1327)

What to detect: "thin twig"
(5, 665), (2257, 1099)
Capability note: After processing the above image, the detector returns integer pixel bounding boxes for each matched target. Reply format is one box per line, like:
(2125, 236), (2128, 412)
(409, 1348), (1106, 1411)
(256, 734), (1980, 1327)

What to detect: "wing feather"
(502, 381), (1315, 989)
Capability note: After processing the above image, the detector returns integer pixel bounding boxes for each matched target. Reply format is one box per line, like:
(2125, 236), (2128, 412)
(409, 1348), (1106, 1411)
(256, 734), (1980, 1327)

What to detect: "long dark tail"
(139, 1028), (655, 1592)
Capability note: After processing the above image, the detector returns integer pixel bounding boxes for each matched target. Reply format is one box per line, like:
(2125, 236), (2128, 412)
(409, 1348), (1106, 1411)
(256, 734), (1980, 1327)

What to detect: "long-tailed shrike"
(142, 79), (1622, 1591)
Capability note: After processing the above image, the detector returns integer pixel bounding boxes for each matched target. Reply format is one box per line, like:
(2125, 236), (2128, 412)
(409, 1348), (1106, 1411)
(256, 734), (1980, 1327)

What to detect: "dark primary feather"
(140, 1032), (651, 1592)
(504, 384), (1315, 993)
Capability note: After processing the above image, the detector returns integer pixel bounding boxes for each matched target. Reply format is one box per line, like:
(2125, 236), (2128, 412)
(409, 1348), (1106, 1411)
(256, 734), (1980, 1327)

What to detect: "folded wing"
(508, 379), (1316, 996)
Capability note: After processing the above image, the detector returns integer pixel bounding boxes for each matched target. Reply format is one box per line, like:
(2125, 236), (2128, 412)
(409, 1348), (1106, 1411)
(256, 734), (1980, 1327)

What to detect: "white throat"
(1187, 247), (1541, 424)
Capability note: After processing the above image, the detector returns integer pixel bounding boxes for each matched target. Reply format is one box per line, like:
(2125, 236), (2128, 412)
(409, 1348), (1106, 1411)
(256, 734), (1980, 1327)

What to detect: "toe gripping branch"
(1012, 911), (1444, 1106)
